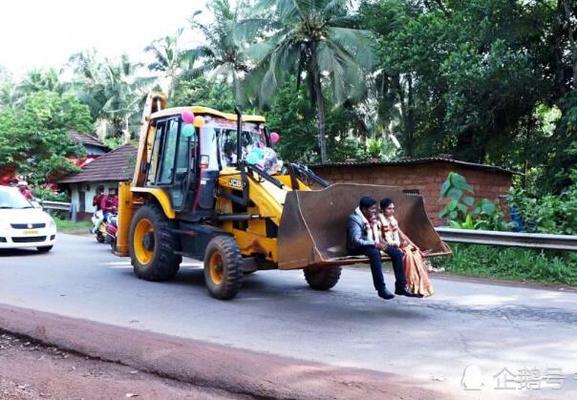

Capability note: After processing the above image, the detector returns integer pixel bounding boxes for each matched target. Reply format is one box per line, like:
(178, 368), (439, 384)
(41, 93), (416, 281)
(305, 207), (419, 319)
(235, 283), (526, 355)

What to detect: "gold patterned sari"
(379, 214), (434, 297)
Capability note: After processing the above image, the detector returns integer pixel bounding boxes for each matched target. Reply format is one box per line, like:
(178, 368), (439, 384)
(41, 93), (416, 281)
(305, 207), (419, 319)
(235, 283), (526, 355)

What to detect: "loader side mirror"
(200, 154), (210, 169)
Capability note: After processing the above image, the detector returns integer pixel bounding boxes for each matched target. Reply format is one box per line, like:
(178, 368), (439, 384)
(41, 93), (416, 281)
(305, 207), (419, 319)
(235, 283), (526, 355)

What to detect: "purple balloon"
(270, 132), (280, 144)
(181, 110), (195, 124)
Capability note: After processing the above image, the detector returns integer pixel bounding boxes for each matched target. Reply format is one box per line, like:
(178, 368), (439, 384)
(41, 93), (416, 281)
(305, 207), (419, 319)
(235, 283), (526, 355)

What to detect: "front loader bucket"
(277, 183), (451, 270)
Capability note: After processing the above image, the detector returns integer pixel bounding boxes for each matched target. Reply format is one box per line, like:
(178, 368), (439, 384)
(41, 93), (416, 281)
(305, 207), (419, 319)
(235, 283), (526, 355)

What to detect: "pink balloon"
(181, 110), (195, 124)
(270, 132), (280, 144)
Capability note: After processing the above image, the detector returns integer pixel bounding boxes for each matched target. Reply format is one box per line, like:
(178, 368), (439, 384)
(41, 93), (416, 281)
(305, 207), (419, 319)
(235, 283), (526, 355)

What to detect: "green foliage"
(439, 172), (475, 222)
(17, 69), (66, 96)
(359, 0), (562, 172)
(508, 174), (577, 235)
(266, 80), (318, 162)
(433, 244), (577, 287)
(102, 136), (128, 150)
(32, 186), (69, 202)
(3, 0), (577, 200)
(190, 0), (251, 103)
(144, 27), (196, 99)
(171, 76), (236, 112)
(539, 90), (577, 193)
(366, 138), (384, 159)
(67, 51), (154, 138)
(439, 172), (514, 230)
(241, 0), (375, 161)
(266, 79), (369, 163)
(55, 217), (92, 234)
(330, 137), (366, 162)
(0, 90), (91, 184)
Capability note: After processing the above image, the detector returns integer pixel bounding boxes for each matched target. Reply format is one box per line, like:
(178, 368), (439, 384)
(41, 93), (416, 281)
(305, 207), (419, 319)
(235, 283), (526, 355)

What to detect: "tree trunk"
(406, 74), (415, 157)
(167, 74), (175, 102)
(396, 74), (415, 156)
(96, 119), (108, 141)
(124, 116), (131, 143)
(562, 0), (577, 88)
(232, 70), (241, 105)
(312, 69), (327, 163)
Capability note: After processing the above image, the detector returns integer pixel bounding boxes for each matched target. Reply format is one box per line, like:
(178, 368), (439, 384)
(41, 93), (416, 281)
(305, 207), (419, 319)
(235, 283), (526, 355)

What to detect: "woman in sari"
(378, 198), (434, 297)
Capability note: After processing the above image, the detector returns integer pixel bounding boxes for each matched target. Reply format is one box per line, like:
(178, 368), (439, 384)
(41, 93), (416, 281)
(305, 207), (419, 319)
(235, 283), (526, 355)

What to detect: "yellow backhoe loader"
(115, 93), (450, 300)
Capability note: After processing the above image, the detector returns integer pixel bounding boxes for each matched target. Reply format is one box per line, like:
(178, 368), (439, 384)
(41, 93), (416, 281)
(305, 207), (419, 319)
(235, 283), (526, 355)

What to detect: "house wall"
(68, 182), (119, 221)
(85, 144), (108, 156)
(312, 161), (513, 226)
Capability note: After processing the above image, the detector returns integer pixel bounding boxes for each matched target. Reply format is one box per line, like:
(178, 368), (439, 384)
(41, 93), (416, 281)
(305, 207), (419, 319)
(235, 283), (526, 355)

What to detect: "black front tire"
(129, 204), (181, 282)
(96, 232), (105, 243)
(204, 235), (243, 300)
(37, 246), (53, 253)
(304, 266), (342, 290)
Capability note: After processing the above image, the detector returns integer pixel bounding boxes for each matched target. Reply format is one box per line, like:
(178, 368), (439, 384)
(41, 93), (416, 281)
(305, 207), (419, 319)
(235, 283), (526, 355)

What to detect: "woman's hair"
(97, 185), (105, 193)
(380, 197), (394, 210)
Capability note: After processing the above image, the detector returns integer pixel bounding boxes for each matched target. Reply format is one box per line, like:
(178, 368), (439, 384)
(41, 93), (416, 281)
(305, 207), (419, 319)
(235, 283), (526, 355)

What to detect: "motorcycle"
(91, 211), (117, 247)
(104, 214), (118, 251)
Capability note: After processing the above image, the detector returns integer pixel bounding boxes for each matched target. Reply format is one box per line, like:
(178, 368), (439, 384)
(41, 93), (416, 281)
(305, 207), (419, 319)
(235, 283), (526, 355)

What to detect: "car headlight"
(48, 218), (56, 229)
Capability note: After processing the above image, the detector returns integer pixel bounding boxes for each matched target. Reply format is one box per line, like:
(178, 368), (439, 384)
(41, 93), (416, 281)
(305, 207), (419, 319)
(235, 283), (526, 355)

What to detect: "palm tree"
(145, 28), (198, 100)
(241, 0), (375, 162)
(67, 50), (111, 120)
(68, 51), (155, 140)
(191, 0), (251, 102)
(17, 69), (65, 95)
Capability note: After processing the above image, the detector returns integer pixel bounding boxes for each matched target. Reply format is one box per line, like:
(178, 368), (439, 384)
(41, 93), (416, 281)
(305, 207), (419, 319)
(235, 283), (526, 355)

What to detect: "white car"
(0, 186), (57, 252)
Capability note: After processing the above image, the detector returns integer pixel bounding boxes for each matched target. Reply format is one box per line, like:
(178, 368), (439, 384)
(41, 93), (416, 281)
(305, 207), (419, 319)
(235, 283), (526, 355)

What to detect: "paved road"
(1, 234), (577, 399)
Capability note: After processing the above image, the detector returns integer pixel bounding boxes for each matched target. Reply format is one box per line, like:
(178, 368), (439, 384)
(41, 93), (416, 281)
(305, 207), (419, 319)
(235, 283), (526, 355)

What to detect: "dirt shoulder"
(0, 303), (452, 400)
(0, 331), (250, 400)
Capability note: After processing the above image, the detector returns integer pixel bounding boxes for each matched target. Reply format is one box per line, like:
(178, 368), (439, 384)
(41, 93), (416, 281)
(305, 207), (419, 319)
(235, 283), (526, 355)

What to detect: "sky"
(0, 0), (209, 78)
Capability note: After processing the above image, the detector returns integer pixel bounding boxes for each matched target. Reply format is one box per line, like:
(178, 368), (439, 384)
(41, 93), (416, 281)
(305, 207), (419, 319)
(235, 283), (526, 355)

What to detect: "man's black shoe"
(378, 288), (395, 300)
(395, 286), (421, 298)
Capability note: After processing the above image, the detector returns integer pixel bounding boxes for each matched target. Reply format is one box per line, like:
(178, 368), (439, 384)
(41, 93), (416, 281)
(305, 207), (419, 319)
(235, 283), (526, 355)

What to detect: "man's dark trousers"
(385, 245), (407, 290)
(351, 245), (406, 292)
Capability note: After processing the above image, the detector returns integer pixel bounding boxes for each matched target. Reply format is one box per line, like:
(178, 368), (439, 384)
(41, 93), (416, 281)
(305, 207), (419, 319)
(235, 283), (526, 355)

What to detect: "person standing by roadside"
(90, 185), (105, 234)
(17, 181), (34, 201)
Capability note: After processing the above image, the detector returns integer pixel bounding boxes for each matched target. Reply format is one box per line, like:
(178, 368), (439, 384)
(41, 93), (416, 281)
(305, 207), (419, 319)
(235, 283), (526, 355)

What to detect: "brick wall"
(312, 161), (513, 226)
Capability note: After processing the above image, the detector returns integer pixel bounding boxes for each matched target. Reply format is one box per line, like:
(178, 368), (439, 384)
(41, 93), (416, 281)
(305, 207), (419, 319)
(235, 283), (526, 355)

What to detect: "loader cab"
(144, 107), (268, 221)
(145, 116), (197, 212)
(195, 116), (268, 213)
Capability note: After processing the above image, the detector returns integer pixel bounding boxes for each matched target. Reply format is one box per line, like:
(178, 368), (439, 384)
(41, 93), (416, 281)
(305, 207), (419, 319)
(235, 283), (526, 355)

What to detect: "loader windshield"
(200, 118), (267, 169)
(220, 124), (267, 167)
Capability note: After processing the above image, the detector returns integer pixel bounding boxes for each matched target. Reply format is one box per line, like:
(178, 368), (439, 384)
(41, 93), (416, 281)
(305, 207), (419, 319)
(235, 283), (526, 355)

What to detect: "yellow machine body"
(115, 92), (450, 300)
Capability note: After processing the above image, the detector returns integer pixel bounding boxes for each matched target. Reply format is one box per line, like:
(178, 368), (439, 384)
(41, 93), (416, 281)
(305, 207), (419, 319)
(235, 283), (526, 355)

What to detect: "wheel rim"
(208, 252), (224, 285)
(134, 218), (154, 265)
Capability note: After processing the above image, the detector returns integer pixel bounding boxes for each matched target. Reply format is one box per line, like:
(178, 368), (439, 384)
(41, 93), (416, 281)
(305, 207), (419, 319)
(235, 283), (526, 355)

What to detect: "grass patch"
(432, 244), (577, 287)
(55, 218), (92, 234)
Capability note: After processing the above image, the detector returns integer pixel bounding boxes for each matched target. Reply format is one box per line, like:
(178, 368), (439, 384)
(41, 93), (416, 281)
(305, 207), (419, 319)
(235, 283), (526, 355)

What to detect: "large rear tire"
(129, 204), (181, 281)
(304, 266), (342, 290)
(204, 235), (243, 300)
